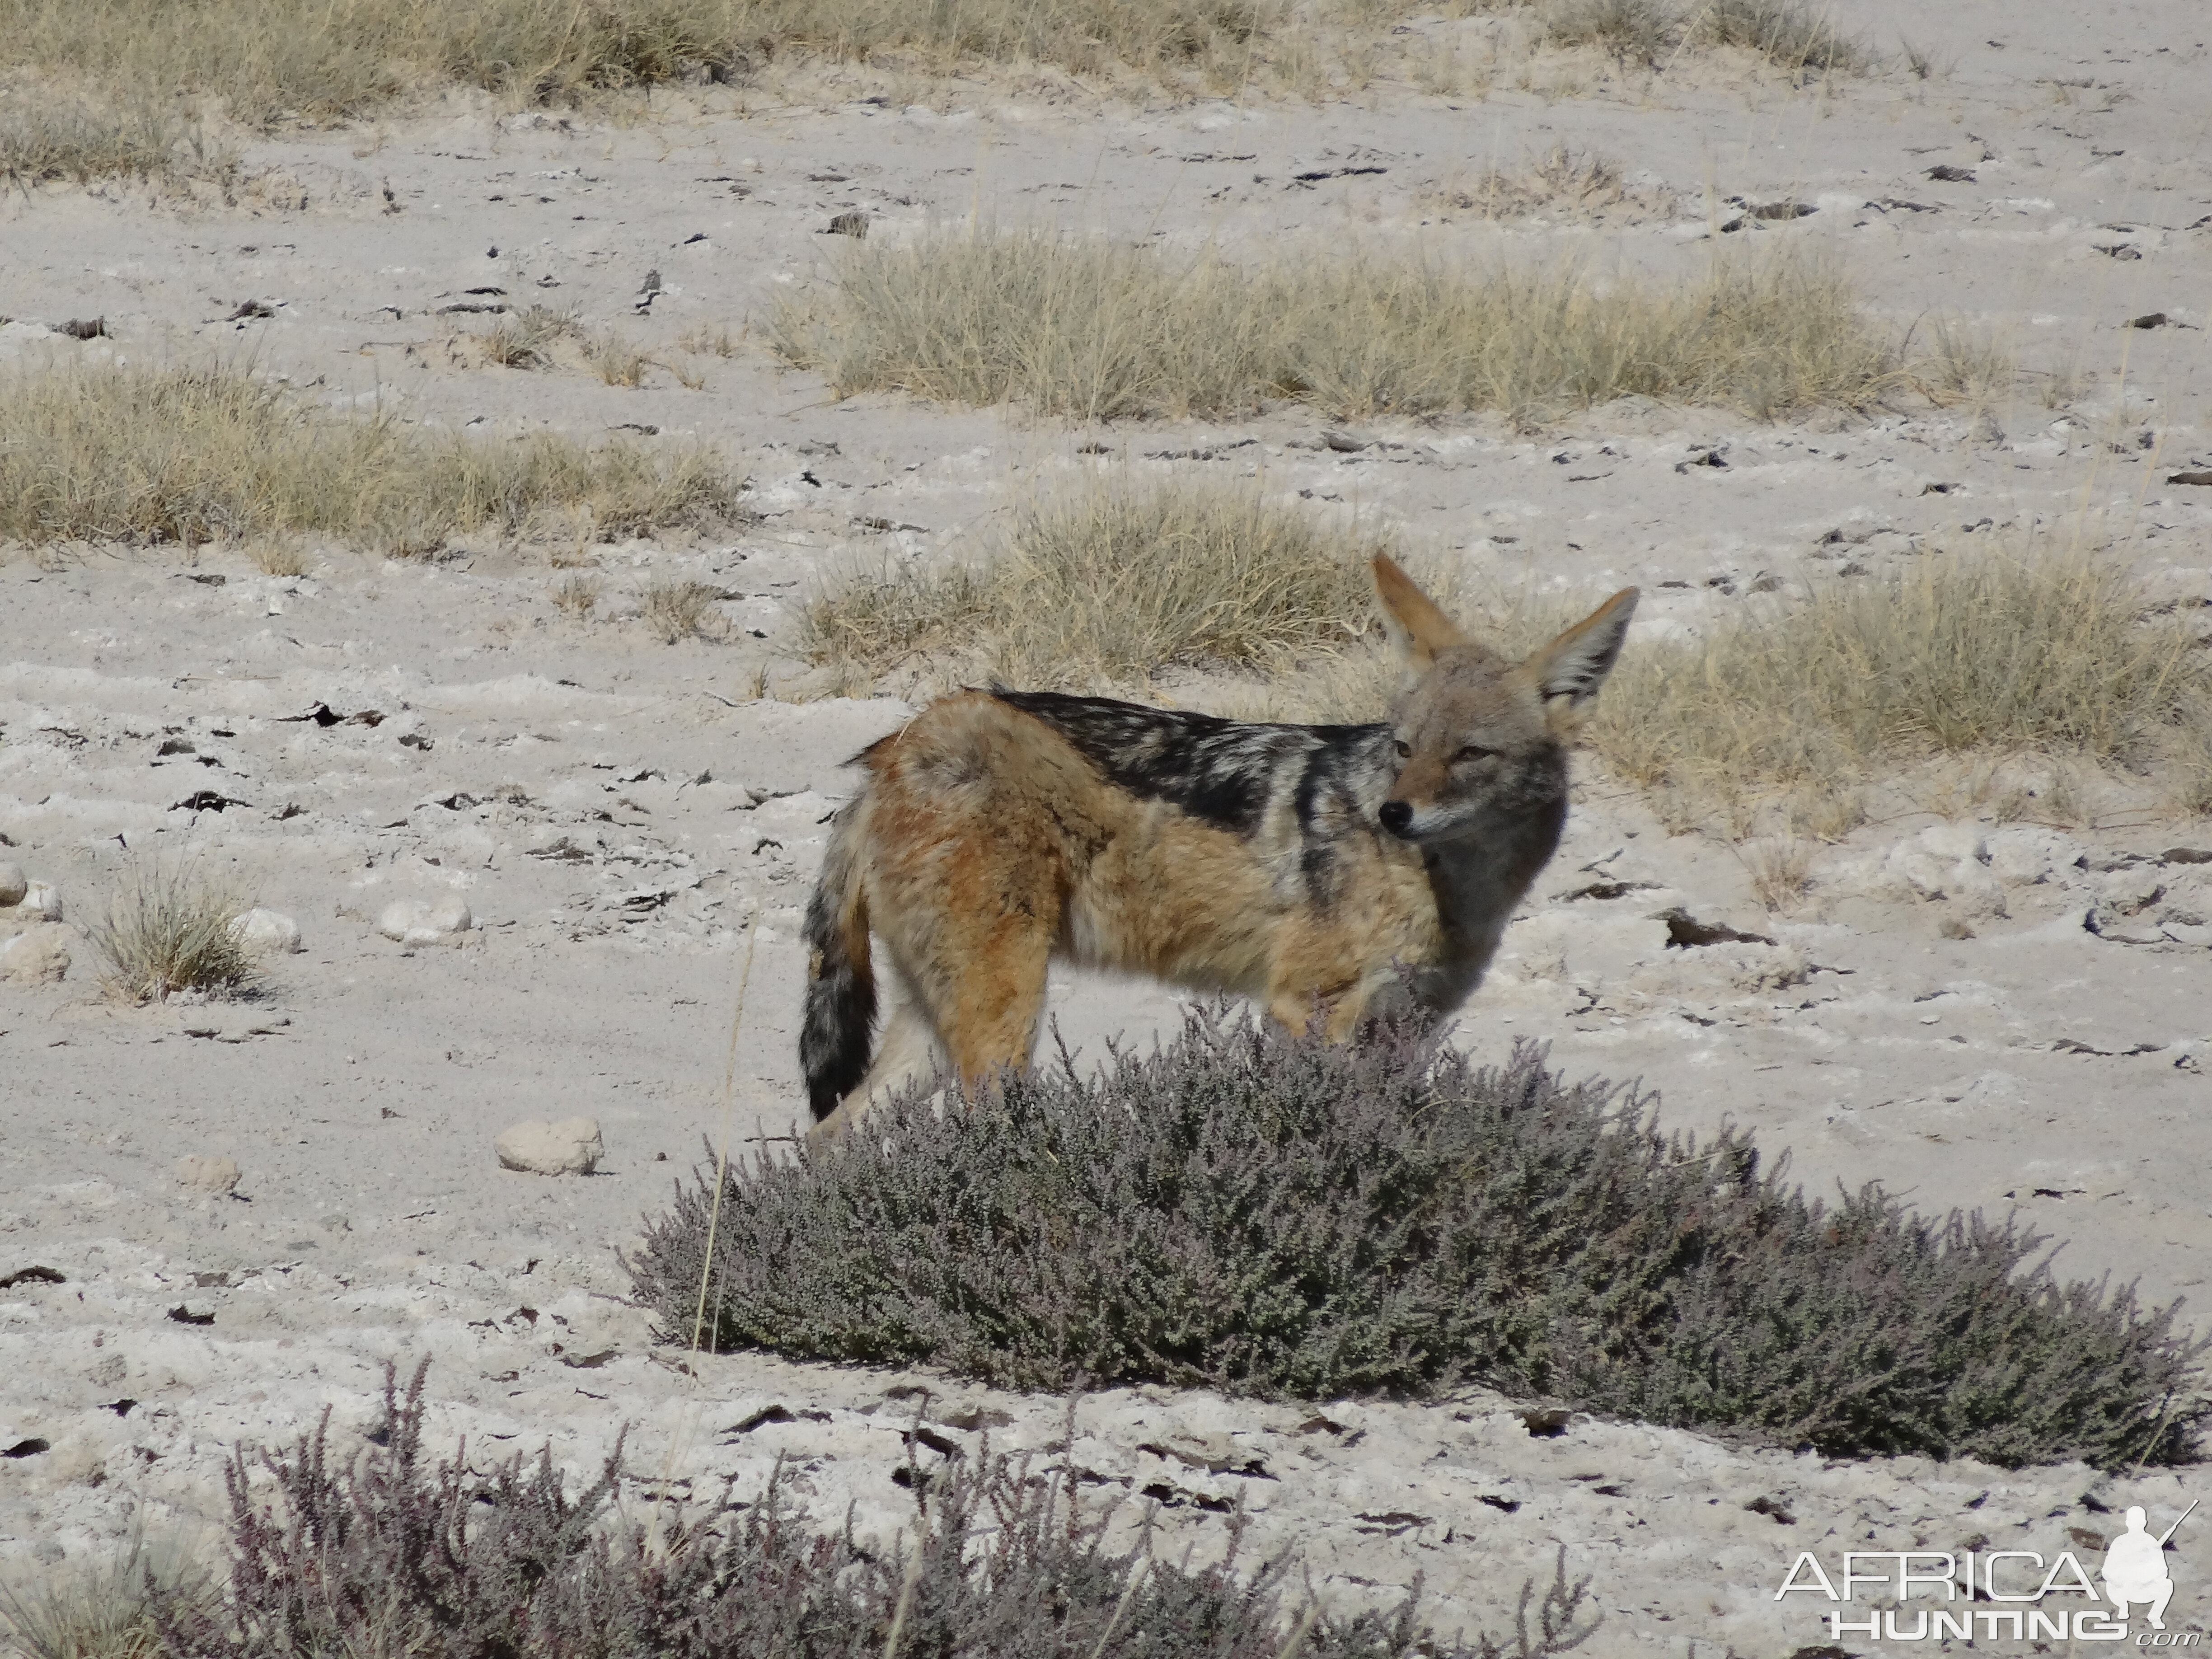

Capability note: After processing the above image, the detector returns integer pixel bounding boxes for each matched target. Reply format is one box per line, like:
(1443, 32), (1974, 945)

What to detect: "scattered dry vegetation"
(0, 363), (746, 557)
(0, 0), (1868, 187)
(0, 89), (232, 187)
(132, 1359), (1599, 1659)
(1588, 545), (2212, 835)
(775, 233), (1895, 423)
(84, 861), (257, 1003)
(801, 482), (1384, 693)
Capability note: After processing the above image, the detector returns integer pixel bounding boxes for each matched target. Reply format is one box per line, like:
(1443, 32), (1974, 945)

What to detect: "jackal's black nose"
(1378, 800), (1413, 837)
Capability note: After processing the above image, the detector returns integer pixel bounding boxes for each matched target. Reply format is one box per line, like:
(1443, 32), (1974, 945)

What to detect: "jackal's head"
(1371, 554), (1637, 845)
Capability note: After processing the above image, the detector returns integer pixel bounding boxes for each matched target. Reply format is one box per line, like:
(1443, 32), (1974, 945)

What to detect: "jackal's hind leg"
(928, 916), (1052, 1098)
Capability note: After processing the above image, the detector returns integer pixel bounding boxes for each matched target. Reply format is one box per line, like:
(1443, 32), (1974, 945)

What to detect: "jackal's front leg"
(1265, 978), (1366, 1043)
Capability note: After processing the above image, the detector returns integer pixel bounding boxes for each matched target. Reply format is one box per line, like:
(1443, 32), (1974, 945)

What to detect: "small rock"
(1919, 825), (1989, 863)
(1987, 826), (2085, 886)
(496, 1117), (604, 1176)
(377, 893), (473, 945)
(229, 907), (304, 954)
(0, 862), (26, 907)
(0, 923), (70, 985)
(175, 1154), (242, 1195)
(19, 881), (62, 922)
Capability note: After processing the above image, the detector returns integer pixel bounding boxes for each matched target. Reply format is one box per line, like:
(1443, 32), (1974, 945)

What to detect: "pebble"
(229, 907), (304, 954)
(495, 1117), (604, 1176)
(0, 862), (25, 907)
(377, 893), (473, 945)
(174, 1154), (242, 1195)
(18, 881), (62, 922)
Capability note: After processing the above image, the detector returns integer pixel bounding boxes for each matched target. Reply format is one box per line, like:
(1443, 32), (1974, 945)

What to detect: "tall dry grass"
(1540, 0), (1869, 74)
(0, 0), (1278, 131)
(0, 89), (232, 186)
(774, 233), (1895, 423)
(802, 482), (1386, 692)
(0, 362), (745, 555)
(1589, 548), (2212, 832)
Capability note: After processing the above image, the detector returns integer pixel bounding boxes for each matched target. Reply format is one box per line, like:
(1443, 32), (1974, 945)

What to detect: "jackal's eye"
(1393, 739), (1412, 759)
(1454, 744), (1496, 763)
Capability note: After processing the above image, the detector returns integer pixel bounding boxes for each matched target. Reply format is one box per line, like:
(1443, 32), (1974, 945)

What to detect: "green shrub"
(630, 1013), (2206, 1468)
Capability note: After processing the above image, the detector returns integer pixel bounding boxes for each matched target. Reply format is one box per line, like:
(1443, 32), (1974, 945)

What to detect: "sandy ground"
(5, 1), (2212, 1650)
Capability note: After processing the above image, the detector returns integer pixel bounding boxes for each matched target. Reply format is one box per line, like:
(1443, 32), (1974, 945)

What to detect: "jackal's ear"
(1372, 554), (1468, 672)
(1521, 587), (1638, 734)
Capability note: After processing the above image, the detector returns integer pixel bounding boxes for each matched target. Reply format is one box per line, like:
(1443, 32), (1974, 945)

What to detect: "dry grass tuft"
(1436, 142), (1674, 220)
(1588, 546), (2212, 834)
(1697, 0), (1870, 75)
(84, 861), (257, 1003)
(776, 232), (1895, 423)
(1539, 0), (1678, 62)
(243, 538), (312, 576)
(1, 1528), (211, 1659)
(676, 322), (740, 358)
(1539, 0), (1869, 74)
(549, 572), (601, 619)
(479, 304), (576, 370)
(639, 575), (726, 642)
(1741, 837), (1815, 910)
(0, 362), (746, 556)
(585, 327), (651, 388)
(1914, 317), (2017, 408)
(802, 482), (1385, 693)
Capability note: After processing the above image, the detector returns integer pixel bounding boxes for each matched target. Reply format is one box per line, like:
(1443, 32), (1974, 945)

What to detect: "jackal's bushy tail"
(800, 800), (875, 1121)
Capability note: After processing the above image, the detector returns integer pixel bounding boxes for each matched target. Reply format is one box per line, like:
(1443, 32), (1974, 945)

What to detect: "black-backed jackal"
(801, 555), (1637, 1140)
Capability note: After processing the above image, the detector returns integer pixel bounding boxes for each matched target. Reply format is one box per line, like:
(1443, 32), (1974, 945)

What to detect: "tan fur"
(807, 557), (1636, 1142)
